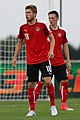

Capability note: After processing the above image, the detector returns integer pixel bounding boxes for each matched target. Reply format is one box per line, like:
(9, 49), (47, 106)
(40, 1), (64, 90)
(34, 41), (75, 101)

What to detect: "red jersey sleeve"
(44, 24), (50, 36)
(17, 26), (24, 40)
(63, 31), (68, 44)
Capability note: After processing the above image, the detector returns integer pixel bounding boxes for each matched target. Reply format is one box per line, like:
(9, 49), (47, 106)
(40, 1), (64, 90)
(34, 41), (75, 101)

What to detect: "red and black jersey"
(50, 26), (68, 66)
(18, 21), (50, 64)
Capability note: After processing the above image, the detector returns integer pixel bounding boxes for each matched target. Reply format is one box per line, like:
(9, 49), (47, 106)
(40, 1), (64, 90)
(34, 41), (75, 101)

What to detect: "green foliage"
(69, 44), (80, 60)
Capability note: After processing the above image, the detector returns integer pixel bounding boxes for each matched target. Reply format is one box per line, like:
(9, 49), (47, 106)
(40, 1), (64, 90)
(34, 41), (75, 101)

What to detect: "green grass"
(0, 98), (79, 120)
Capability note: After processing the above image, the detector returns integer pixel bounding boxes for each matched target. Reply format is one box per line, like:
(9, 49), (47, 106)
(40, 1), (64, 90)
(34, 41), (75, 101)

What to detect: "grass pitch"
(0, 98), (79, 120)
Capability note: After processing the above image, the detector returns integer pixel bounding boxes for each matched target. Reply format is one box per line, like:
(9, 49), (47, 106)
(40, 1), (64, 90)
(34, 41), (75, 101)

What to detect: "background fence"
(0, 36), (80, 100)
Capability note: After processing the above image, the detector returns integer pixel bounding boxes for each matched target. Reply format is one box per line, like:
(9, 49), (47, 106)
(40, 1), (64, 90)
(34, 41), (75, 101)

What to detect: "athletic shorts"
(41, 64), (68, 82)
(27, 60), (52, 82)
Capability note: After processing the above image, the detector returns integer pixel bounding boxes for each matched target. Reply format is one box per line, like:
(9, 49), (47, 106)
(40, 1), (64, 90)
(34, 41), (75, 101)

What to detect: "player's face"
(25, 9), (36, 22)
(48, 14), (58, 26)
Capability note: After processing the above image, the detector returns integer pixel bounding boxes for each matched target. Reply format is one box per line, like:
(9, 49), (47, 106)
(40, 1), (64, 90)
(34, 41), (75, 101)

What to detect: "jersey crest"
(36, 27), (40, 31)
(58, 33), (62, 37)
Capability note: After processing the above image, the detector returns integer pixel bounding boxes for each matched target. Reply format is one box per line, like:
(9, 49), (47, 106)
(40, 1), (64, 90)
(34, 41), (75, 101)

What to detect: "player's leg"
(44, 76), (58, 116)
(27, 82), (36, 116)
(26, 64), (39, 116)
(54, 64), (74, 110)
(40, 60), (58, 116)
(60, 80), (74, 110)
(34, 79), (44, 102)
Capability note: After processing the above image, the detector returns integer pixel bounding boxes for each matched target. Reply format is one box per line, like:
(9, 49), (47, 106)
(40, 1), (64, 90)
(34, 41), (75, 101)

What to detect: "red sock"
(34, 81), (44, 101)
(28, 88), (35, 110)
(60, 81), (68, 103)
(47, 83), (55, 106)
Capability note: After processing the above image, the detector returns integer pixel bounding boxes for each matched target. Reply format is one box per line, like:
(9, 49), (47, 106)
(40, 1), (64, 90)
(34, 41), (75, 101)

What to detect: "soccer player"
(34, 10), (74, 111)
(12, 5), (58, 116)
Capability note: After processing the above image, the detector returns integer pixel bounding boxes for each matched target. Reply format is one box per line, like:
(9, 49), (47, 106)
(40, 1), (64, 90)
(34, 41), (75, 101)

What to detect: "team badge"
(58, 33), (62, 37)
(36, 27), (40, 31)
(24, 33), (29, 40)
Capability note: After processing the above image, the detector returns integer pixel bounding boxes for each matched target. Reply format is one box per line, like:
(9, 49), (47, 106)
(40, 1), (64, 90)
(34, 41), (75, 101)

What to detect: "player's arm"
(63, 43), (71, 70)
(48, 33), (55, 59)
(12, 39), (23, 67)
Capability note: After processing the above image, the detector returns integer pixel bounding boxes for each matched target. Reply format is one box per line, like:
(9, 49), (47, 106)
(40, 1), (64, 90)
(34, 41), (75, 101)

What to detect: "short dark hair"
(25, 5), (37, 14)
(48, 10), (59, 18)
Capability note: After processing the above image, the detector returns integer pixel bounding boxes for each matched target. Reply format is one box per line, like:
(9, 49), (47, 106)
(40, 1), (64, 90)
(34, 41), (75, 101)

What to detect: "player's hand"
(47, 51), (54, 59)
(12, 57), (17, 68)
(66, 60), (71, 71)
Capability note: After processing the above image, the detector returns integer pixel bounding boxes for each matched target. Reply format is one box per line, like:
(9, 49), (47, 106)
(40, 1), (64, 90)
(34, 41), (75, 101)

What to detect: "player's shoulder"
(59, 26), (66, 33)
(37, 20), (47, 26)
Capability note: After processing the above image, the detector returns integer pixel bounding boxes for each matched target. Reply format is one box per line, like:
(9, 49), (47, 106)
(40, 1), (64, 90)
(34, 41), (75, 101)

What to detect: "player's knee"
(45, 82), (51, 86)
(28, 82), (35, 88)
(61, 80), (68, 83)
(44, 77), (51, 86)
